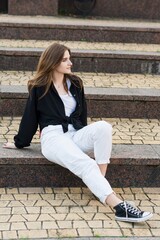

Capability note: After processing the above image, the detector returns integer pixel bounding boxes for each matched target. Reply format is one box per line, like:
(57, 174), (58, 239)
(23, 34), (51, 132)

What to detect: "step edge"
(0, 144), (160, 165)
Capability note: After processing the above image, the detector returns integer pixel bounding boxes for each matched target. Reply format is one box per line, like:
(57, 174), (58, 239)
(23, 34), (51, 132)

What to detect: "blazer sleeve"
(80, 86), (87, 126)
(14, 88), (38, 148)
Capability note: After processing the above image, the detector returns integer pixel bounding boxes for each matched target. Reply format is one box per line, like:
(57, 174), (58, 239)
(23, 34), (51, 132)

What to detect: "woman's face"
(55, 50), (72, 74)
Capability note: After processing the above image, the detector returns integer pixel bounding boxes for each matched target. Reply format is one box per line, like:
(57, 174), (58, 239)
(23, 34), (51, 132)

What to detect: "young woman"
(3, 43), (153, 223)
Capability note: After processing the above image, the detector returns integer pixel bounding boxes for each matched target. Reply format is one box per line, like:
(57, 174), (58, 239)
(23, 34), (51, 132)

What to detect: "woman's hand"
(3, 142), (17, 149)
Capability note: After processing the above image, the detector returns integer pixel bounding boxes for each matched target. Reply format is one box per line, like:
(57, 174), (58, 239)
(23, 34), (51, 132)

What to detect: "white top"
(59, 80), (76, 116)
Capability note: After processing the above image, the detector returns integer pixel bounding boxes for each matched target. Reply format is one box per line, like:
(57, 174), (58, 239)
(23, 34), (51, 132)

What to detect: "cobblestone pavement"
(0, 187), (159, 239)
(1, 117), (160, 145)
(1, 14), (160, 28)
(1, 71), (160, 89)
(0, 39), (160, 52)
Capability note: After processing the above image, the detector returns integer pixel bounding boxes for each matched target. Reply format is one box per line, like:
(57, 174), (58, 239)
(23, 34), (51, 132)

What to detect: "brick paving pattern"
(0, 187), (159, 239)
(0, 39), (160, 52)
(1, 71), (160, 89)
(1, 117), (160, 145)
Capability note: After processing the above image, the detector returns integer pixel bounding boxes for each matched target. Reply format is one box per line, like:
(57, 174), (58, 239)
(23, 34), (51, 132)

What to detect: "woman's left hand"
(3, 142), (17, 149)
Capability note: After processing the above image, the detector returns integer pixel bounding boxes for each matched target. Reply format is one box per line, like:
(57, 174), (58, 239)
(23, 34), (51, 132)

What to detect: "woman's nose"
(68, 60), (72, 66)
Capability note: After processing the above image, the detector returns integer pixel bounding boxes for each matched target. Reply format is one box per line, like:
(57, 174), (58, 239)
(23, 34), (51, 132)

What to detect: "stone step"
(0, 116), (160, 187)
(0, 15), (160, 44)
(0, 84), (160, 118)
(1, 71), (160, 118)
(0, 41), (160, 73)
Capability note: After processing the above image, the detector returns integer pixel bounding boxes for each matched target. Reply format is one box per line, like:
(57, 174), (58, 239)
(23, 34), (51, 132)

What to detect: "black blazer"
(14, 79), (87, 148)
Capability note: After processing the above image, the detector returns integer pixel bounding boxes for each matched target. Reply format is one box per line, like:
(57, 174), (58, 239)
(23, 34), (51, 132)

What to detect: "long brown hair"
(28, 42), (82, 98)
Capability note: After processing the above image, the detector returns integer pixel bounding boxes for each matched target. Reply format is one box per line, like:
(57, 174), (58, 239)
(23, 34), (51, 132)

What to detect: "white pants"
(41, 120), (113, 203)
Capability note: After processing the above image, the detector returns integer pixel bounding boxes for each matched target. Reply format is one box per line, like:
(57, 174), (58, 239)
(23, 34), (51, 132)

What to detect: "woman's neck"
(52, 72), (64, 85)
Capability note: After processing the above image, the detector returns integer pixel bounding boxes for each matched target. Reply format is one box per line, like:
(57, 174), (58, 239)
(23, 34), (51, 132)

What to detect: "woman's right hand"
(3, 142), (17, 149)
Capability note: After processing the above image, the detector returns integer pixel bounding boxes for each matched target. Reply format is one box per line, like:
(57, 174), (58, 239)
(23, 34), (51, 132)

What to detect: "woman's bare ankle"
(105, 192), (123, 208)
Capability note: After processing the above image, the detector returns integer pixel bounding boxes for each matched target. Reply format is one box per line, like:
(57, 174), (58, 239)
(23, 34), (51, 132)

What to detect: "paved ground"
(1, 117), (160, 145)
(0, 39), (160, 52)
(0, 187), (159, 239)
(1, 71), (160, 89)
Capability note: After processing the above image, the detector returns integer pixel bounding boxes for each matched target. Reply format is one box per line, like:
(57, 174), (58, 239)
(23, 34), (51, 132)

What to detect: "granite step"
(0, 40), (160, 73)
(0, 116), (160, 188)
(1, 84), (160, 118)
(0, 14), (160, 43)
(1, 71), (160, 118)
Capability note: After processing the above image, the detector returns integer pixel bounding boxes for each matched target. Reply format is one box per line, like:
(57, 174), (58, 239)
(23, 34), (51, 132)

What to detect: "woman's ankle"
(105, 192), (123, 208)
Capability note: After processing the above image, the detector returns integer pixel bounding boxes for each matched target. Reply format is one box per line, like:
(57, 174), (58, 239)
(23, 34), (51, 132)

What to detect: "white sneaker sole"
(115, 212), (153, 223)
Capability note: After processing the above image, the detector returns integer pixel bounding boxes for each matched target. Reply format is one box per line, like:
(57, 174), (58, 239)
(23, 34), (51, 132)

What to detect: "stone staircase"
(0, 15), (160, 188)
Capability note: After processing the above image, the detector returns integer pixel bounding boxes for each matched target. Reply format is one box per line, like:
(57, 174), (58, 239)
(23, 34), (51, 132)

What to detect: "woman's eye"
(62, 58), (70, 62)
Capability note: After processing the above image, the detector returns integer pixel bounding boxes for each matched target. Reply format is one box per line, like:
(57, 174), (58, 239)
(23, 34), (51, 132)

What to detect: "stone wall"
(59, 0), (160, 20)
(8, 0), (58, 16)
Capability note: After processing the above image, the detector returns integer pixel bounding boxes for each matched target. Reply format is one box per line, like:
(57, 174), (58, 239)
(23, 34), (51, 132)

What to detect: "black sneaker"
(114, 201), (153, 223)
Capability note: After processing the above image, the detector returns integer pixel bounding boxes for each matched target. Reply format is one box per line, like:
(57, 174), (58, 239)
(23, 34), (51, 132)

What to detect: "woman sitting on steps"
(3, 42), (153, 223)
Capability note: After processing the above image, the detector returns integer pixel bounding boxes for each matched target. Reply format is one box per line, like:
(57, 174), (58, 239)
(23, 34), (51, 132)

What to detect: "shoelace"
(123, 202), (141, 218)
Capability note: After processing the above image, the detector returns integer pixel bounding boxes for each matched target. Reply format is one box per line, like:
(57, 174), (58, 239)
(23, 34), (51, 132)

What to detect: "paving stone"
(0, 201), (9, 207)
(0, 216), (10, 223)
(20, 200), (36, 206)
(88, 220), (102, 228)
(132, 228), (152, 236)
(0, 195), (14, 201)
(0, 208), (11, 215)
(9, 215), (26, 222)
(65, 213), (82, 220)
(76, 213), (94, 220)
(13, 194), (27, 200)
(151, 229), (160, 236)
(48, 229), (58, 238)
(11, 207), (27, 214)
(11, 222), (26, 230)
(40, 193), (55, 200)
(34, 200), (51, 207)
(0, 223), (10, 231)
(93, 213), (110, 220)
(37, 214), (54, 221)
(19, 187), (44, 194)
(93, 228), (122, 237)
(42, 221), (58, 229)
(57, 220), (72, 229)
(73, 220), (89, 228)
(25, 221), (41, 230)
(22, 214), (39, 222)
(50, 213), (66, 220)
(41, 206), (56, 214)
(2, 230), (17, 239)
(18, 229), (48, 239)
(26, 207), (40, 214)
(77, 228), (93, 237)
(46, 199), (62, 206)
(8, 201), (24, 207)
(57, 228), (78, 238)
(44, 187), (53, 193)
